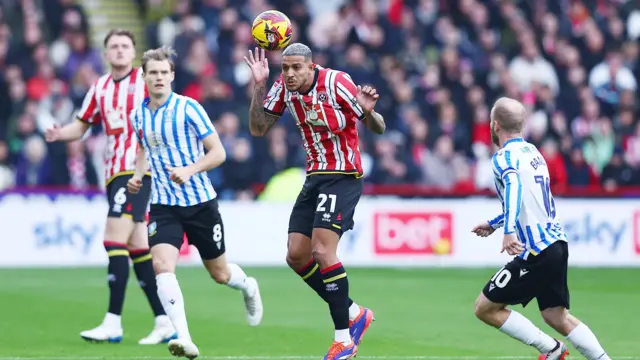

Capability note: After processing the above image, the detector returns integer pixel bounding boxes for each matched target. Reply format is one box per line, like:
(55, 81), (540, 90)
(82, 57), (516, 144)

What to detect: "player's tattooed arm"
(249, 84), (279, 137)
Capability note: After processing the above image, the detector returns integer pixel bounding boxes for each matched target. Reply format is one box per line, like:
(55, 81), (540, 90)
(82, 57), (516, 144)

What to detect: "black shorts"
(482, 241), (570, 311)
(148, 199), (225, 260)
(288, 174), (363, 238)
(107, 174), (151, 222)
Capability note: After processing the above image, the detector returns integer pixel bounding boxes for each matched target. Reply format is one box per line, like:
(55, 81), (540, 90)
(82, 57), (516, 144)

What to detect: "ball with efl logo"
(251, 10), (293, 51)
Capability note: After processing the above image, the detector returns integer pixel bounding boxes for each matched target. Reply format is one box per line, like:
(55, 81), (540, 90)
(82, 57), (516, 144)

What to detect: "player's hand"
(45, 124), (61, 142)
(127, 175), (143, 194)
(244, 47), (270, 85)
(501, 233), (524, 255)
(471, 222), (495, 237)
(356, 85), (380, 115)
(167, 166), (194, 185)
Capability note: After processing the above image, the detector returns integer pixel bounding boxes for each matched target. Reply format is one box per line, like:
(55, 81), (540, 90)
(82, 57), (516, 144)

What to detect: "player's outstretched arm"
(245, 48), (281, 137)
(45, 119), (91, 142)
(50, 82), (101, 142)
(249, 83), (280, 137)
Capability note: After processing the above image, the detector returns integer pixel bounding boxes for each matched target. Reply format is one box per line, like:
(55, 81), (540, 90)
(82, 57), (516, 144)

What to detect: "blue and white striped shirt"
(488, 138), (567, 259)
(130, 92), (217, 207)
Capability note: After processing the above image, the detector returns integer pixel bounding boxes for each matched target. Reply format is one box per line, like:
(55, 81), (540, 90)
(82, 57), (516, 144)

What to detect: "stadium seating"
(0, 0), (638, 198)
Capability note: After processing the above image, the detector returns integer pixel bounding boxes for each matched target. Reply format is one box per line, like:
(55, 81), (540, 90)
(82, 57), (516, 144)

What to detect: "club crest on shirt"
(304, 104), (327, 130)
(164, 109), (174, 120)
(317, 91), (328, 102)
(146, 132), (165, 150)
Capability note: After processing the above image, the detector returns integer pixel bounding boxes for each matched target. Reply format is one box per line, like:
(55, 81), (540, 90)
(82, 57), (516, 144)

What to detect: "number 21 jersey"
(76, 68), (147, 184)
(492, 138), (567, 259)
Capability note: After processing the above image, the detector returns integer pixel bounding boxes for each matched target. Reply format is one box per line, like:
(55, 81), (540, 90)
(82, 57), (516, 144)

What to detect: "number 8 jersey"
(487, 137), (567, 260)
(76, 67), (148, 184)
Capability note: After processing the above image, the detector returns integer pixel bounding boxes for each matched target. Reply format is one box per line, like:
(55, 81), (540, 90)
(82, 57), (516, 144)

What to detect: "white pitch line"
(1, 357), (639, 360)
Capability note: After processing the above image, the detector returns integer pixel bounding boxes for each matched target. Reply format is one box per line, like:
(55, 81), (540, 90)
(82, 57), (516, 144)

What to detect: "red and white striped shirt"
(264, 65), (365, 176)
(76, 67), (147, 183)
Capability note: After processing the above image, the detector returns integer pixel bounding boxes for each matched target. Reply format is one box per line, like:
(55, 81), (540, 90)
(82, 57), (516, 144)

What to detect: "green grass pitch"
(0, 267), (638, 359)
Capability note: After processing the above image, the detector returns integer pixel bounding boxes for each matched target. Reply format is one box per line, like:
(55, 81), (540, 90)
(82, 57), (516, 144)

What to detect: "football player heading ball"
(244, 41), (386, 360)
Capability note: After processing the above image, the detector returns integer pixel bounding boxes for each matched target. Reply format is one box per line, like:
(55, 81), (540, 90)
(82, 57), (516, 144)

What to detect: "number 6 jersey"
(487, 137), (567, 260)
(76, 67), (148, 184)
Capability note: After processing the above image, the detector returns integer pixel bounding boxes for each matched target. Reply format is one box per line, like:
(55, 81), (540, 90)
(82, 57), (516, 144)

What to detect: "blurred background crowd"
(0, 0), (638, 199)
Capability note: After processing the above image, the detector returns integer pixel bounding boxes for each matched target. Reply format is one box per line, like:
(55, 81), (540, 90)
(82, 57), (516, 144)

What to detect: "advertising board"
(0, 191), (637, 267)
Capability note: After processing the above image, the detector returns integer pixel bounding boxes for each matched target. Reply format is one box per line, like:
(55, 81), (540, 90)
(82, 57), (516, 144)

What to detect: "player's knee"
(104, 217), (134, 242)
(286, 248), (310, 269)
(473, 294), (494, 320)
(210, 268), (230, 284)
(474, 297), (487, 319)
(286, 233), (312, 269)
(541, 307), (569, 330)
(104, 233), (128, 245)
(285, 253), (301, 269)
(311, 233), (339, 265)
(311, 243), (331, 265)
(127, 223), (149, 249)
(152, 257), (173, 275)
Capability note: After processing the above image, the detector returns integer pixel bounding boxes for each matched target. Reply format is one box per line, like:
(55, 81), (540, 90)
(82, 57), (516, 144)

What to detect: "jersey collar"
(503, 137), (524, 147)
(143, 92), (174, 110)
(298, 67), (319, 95)
(113, 68), (134, 83)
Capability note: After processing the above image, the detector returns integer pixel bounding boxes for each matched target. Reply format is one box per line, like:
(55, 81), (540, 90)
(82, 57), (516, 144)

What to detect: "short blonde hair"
(141, 46), (177, 72)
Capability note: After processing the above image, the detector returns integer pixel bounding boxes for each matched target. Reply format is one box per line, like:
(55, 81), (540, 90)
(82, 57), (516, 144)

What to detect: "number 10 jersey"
(489, 138), (568, 260)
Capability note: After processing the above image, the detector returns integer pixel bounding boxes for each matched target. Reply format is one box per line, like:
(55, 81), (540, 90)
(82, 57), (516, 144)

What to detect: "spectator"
(15, 135), (52, 186)
(0, 0), (637, 199)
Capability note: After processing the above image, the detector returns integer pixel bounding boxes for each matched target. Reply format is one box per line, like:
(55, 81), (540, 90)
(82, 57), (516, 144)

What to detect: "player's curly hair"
(141, 46), (177, 72)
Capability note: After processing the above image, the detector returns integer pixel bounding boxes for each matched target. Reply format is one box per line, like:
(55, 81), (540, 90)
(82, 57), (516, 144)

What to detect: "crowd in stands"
(0, 0), (638, 198)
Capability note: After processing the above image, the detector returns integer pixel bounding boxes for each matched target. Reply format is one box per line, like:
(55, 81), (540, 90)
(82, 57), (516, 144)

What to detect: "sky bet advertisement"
(0, 192), (637, 267)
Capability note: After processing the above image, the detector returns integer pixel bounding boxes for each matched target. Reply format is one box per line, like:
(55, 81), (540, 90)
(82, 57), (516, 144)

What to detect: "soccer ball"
(251, 10), (293, 51)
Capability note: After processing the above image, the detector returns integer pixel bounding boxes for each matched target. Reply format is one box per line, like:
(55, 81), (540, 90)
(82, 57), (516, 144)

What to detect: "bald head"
(490, 97), (526, 134)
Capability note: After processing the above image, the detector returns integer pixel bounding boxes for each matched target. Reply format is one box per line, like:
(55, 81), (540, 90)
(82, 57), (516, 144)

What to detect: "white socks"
(103, 312), (122, 329)
(499, 310), (557, 353)
(335, 329), (351, 345)
(156, 273), (191, 341)
(348, 302), (361, 321)
(567, 323), (611, 360)
(226, 263), (251, 295)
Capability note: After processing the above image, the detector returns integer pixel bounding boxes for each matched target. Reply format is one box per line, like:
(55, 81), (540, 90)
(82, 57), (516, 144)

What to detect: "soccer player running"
(128, 46), (263, 360)
(45, 29), (176, 345)
(472, 97), (611, 360)
(245, 44), (385, 360)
